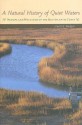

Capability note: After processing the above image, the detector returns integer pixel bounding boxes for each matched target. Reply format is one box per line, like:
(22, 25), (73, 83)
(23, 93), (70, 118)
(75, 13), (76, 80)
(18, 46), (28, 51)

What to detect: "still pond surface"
(0, 44), (68, 98)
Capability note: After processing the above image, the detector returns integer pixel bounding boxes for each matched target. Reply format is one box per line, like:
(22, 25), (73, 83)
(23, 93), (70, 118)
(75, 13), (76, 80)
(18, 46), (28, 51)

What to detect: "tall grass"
(37, 41), (82, 87)
(0, 89), (72, 124)
(64, 100), (82, 125)
(1, 89), (82, 125)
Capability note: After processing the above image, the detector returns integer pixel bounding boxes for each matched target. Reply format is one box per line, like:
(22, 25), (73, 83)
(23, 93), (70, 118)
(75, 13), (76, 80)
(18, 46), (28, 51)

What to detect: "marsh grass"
(37, 41), (82, 87)
(0, 89), (82, 125)
(64, 100), (82, 125)
(0, 89), (72, 124)
(0, 28), (82, 124)
(26, 40), (82, 87)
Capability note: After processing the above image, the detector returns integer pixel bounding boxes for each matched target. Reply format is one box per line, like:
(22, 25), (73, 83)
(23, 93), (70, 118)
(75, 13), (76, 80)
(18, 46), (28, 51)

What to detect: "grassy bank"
(39, 43), (82, 87)
(26, 40), (82, 87)
(0, 89), (82, 125)
(0, 89), (72, 125)
(0, 43), (12, 57)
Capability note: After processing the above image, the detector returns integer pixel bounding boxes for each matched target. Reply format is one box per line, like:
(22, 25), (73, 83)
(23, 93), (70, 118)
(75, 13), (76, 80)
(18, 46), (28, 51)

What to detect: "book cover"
(0, 0), (82, 125)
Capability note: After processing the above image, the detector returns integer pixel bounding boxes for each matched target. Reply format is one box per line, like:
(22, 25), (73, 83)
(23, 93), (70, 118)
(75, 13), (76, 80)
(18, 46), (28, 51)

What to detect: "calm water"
(0, 44), (68, 98)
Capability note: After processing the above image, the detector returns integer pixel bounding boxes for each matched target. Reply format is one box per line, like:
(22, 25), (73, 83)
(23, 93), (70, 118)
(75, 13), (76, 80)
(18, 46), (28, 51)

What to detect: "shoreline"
(0, 43), (12, 57)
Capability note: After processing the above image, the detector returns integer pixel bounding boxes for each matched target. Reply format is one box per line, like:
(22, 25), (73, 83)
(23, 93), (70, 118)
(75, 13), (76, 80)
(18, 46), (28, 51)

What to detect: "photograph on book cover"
(0, 0), (82, 125)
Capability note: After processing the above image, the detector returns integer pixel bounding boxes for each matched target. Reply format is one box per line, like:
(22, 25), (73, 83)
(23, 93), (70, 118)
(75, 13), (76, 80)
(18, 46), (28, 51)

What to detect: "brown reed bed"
(64, 99), (82, 125)
(0, 89), (72, 125)
(25, 40), (82, 87)
(1, 88), (82, 125)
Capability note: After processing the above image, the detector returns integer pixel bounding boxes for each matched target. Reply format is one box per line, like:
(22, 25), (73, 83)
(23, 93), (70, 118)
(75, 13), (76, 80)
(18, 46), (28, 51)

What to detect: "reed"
(0, 89), (72, 124)
(38, 41), (82, 87)
(0, 89), (82, 125)
(26, 39), (82, 87)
